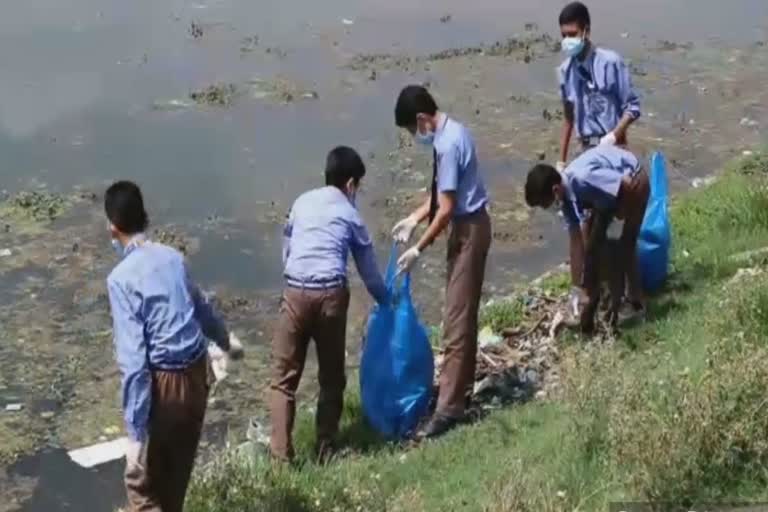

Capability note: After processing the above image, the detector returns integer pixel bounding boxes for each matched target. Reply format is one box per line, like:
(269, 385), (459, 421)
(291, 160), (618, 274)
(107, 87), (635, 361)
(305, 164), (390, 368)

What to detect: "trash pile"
(436, 284), (571, 417)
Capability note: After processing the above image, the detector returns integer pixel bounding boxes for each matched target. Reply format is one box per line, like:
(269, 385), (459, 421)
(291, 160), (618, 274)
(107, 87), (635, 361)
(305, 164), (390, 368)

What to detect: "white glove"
(209, 333), (245, 382)
(227, 333), (244, 360)
(555, 161), (566, 173)
(599, 132), (617, 146)
(392, 215), (419, 244)
(569, 286), (584, 317)
(396, 246), (421, 275)
(124, 438), (146, 469)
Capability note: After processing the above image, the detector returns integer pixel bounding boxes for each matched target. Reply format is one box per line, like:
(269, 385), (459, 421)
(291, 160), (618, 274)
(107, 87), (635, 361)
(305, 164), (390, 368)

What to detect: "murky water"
(1, 0), (767, 510)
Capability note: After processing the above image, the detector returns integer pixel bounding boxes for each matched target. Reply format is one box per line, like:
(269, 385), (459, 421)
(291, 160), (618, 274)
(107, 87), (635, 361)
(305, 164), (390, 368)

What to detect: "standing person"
(556, 1), (641, 171)
(271, 146), (389, 462)
(392, 85), (491, 438)
(524, 145), (649, 333)
(105, 181), (243, 512)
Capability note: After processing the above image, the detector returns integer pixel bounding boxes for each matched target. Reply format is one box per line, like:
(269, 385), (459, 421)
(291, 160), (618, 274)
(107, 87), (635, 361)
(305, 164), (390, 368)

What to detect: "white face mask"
(545, 198), (563, 216)
(111, 238), (124, 257)
(415, 130), (435, 146)
(561, 36), (585, 58)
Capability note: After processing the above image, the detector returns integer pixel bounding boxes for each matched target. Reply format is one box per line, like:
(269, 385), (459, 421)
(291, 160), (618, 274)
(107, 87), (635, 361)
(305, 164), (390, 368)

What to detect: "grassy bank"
(187, 152), (768, 512)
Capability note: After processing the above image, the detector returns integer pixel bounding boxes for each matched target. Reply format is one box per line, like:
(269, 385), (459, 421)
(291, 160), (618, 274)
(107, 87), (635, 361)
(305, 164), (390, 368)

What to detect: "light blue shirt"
(559, 47), (641, 139)
(107, 235), (229, 441)
(282, 186), (388, 304)
(561, 145), (640, 229)
(433, 116), (489, 217)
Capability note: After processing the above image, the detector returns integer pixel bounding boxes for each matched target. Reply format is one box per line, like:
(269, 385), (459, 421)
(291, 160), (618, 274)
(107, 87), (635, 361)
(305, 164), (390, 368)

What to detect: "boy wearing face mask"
(391, 85), (491, 438)
(270, 146), (388, 462)
(524, 145), (649, 333)
(557, 1), (640, 171)
(105, 181), (243, 512)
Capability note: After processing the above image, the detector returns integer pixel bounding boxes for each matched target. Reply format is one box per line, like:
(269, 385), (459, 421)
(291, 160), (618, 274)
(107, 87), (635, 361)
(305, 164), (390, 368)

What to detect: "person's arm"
(415, 191), (455, 251)
(185, 266), (231, 351)
(107, 278), (151, 443)
(569, 226), (584, 287)
(612, 59), (641, 142)
(350, 215), (388, 304)
(282, 208), (294, 266)
(560, 102), (575, 164)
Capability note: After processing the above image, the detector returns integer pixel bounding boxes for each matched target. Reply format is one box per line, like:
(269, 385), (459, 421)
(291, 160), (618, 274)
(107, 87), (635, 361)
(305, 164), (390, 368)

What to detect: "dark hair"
(559, 2), (591, 29)
(525, 164), (562, 207)
(325, 146), (366, 188)
(105, 181), (149, 234)
(394, 85), (438, 128)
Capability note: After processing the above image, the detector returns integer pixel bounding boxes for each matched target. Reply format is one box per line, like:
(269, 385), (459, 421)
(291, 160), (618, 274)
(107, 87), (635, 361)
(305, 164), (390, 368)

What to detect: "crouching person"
(270, 146), (389, 462)
(105, 181), (243, 512)
(525, 145), (649, 333)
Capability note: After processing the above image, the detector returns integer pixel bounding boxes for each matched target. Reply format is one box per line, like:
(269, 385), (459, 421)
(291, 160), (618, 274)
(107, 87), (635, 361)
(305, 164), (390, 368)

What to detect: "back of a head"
(525, 164), (561, 207)
(105, 181), (149, 234)
(394, 85), (438, 128)
(325, 146), (366, 188)
(559, 1), (591, 29)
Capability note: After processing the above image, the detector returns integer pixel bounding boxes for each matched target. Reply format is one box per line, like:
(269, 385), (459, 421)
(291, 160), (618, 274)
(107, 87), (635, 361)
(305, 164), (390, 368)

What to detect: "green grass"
(187, 151), (768, 512)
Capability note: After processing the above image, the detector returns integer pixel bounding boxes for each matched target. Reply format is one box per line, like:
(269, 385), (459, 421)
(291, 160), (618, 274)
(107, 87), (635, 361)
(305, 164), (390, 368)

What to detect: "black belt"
(580, 135), (604, 148)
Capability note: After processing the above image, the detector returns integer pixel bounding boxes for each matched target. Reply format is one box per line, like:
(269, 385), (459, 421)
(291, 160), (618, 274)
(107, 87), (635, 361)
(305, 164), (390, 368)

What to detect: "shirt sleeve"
(436, 144), (461, 193)
(282, 208), (294, 267)
(558, 63), (570, 104)
(561, 198), (584, 231)
(614, 58), (640, 120)
(107, 277), (151, 443)
(573, 174), (620, 211)
(349, 213), (388, 304)
(185, 266), (230, 350)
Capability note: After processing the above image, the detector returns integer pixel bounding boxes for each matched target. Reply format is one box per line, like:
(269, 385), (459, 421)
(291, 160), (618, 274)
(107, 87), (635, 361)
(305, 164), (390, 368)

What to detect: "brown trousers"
(125, 355), (210, 512)
(582, 169), (650, 323)
(269, 286), (350, 461)
(437, 209), (492, 418)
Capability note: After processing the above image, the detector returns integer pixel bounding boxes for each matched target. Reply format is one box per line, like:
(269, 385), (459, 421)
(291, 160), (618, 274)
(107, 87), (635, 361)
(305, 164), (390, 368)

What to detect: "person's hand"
(599, 132), (617, 146)
(396, 246), (421, 275)
(227, 333), (244, 361)
(392, 215), (419, 244)
(555, 161), (567, 173)
(125, 438), (146, 470)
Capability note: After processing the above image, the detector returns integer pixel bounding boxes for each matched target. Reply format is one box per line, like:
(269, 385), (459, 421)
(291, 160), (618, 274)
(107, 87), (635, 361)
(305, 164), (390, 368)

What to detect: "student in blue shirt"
(525, 145), (649, 333)
(556, 2), (641, 171)
(271, 146), (388, 462)
(105, 181), (243, 512)
(392, 85), (491, 438)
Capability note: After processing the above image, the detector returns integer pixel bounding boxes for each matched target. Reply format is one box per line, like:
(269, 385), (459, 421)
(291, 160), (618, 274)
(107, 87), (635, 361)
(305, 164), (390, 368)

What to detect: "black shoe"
(418, 413), (460, 439)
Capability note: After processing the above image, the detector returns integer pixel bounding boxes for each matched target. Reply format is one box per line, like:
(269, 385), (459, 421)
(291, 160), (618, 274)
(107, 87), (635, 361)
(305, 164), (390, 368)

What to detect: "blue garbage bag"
(360, 244), (434, 439)
(637, 151), (672, 292)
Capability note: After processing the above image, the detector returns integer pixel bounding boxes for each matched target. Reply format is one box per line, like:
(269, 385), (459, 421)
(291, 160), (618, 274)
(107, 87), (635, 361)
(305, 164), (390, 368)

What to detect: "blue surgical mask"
(111, 238), (124, 258)
(561, 37), (585, 58)
(415, 131), (435, 146)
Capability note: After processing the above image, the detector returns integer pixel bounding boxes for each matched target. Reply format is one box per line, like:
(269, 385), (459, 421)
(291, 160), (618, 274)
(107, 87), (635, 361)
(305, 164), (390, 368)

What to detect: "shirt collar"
(123, 233), (148, 257)
(433, 113), (449, 145)
(324, 185), (355, 207)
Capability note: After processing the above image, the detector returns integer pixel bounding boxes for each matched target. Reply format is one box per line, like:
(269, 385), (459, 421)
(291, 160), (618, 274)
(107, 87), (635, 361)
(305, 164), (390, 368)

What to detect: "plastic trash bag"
(637, 151), (672, 292)
(360, 244), (434, 439)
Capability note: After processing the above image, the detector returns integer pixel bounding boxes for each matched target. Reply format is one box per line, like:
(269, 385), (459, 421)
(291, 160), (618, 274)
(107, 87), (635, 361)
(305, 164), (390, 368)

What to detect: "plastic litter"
(637, 151), (672, 292)
(4, 403), (23, 412)
(68, 437), (129, 468)
(360, 244), (434, 439)
(0, 248), (11, 257)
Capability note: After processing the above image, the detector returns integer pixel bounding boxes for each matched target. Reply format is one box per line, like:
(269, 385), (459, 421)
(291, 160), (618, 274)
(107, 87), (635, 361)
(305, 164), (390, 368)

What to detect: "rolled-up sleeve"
(615, 59), (640, 120)
(107, 278), (151, 443)
(349, 213), (388, 304)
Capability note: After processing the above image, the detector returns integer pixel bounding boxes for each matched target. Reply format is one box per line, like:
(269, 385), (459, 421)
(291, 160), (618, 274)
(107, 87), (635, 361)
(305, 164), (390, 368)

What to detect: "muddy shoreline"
(1, 11), (768, 511)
